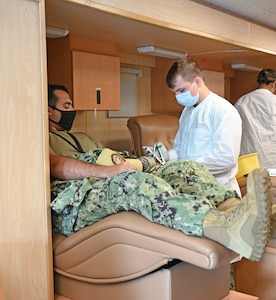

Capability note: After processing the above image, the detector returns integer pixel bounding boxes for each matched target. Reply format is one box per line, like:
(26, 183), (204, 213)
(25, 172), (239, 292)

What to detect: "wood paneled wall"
(72, 64), (152, 152)
(70, 56), (259, 151)
(230, 71), (259, 104)
(69, 50), (228, 151)
(0, 0), (53, 299)
(1, 1), (273, 300)
(83, 0), (276, 56)
(47, 35), (154, 152)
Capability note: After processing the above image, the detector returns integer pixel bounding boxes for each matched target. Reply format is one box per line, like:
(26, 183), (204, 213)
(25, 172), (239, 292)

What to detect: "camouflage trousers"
(51, 150), (239, 237)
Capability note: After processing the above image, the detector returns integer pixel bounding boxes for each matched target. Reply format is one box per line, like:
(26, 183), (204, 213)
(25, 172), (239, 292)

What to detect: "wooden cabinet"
(72, 51), (120, 110)
(47, 35), (120, 110)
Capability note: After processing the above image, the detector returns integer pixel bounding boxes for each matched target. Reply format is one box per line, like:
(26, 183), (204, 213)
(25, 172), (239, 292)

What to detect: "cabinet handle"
(96, 87), (101, 104)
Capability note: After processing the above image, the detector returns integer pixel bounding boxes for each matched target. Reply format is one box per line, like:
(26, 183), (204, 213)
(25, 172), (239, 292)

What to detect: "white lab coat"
(235, 88), (276, 169)
(169, 92), (242, 194)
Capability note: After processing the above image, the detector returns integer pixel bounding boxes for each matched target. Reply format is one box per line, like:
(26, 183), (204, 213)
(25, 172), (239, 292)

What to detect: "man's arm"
(50, 151), (137, 180)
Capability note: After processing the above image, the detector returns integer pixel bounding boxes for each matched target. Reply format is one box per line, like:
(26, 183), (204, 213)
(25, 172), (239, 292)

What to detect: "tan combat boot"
(203, 168), (272, 261)
(270, 204), (276, 239)
(217, 197), (241, 212)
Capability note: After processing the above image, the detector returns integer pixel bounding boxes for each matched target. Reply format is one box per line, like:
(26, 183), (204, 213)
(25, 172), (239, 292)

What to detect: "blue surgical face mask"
(175, 81), (199, 107)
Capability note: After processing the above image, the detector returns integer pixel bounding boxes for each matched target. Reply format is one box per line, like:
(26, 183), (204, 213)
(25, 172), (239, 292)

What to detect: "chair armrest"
(127, 114), (179, 157)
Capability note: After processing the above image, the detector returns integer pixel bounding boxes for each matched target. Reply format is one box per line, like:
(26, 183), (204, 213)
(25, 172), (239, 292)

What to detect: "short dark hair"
(48, 84), (69, 106)
(257, 69), (276, 84)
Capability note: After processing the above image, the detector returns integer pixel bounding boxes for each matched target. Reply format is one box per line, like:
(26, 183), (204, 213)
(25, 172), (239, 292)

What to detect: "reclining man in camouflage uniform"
(49, 84), (272, 262)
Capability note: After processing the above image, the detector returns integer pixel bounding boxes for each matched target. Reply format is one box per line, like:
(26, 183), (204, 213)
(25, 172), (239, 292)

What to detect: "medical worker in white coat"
(235, 69), (276, 169)
(147, 58), (242, 194)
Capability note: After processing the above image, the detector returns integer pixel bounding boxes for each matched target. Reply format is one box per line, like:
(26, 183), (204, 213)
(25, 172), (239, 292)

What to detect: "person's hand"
(107, 161), (138, 177)
(142, 142), (169, 165)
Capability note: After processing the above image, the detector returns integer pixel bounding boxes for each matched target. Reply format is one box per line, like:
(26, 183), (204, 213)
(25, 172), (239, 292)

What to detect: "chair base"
(55, 261), (230, 300)
(55, 290), (259, 300)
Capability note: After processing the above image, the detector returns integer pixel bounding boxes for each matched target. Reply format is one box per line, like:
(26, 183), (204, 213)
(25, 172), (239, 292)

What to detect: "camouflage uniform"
(51, 149), (238, 237)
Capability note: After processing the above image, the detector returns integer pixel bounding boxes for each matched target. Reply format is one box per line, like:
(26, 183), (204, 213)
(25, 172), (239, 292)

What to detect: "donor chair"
(53, 114), (240, 300)
(127, 114), (179, 157)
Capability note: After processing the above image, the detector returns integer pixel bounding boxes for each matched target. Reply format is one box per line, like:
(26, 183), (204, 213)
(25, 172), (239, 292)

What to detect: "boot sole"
(249, 168), (272, 261)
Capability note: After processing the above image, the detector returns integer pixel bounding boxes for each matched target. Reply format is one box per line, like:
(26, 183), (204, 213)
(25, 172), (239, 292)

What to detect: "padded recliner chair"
(53, 114), (239, 300)
(127, 114), (179, 157)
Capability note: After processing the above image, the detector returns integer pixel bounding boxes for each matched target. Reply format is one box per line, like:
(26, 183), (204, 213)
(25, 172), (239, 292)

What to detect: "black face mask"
(49, 106), (76, 131)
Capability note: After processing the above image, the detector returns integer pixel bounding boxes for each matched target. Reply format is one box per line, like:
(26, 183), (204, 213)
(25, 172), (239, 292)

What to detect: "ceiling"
(45, 0), (276, 71)
(195, 0), (276, 30)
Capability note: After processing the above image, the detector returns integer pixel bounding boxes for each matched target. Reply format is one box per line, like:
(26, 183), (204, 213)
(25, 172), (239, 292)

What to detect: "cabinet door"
(72, 51), (120, 110)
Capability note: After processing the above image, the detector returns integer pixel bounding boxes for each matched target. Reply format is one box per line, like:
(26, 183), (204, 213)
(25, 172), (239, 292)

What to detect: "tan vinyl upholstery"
(127, 114), (179, 157)
(53, 114), (239, 300)
(53, 212), (238, 300)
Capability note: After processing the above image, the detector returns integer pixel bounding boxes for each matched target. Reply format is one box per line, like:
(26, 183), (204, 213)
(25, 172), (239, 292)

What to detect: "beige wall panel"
(203, 70), (224, 98)
(0, 0), (53, 299)
(119, 53), (155, 68)
(86, 111), (131, 151)
(250, 24), (276, 54)
(0, 277), (5, 300)
(71, 0), (276, 54)
(230, 71), (258, 104)
(137, 67), (152, 116)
